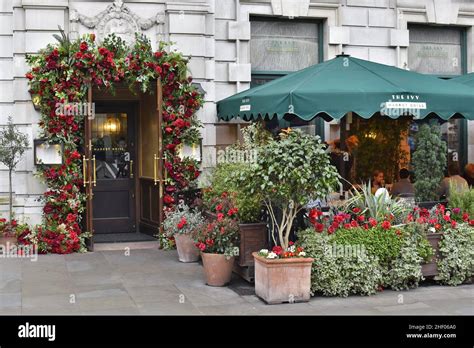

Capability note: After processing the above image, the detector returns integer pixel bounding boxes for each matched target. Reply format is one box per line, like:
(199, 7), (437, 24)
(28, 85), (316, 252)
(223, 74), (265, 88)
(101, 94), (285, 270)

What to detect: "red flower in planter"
(350, 220), (358, 228)
(217, 213), (224, 221)
(352, 207), (361, 214)
(462, 213), (469, 222)
(272, 246), (283, 255)
(381, 221), (391, 230)
(435, 223), (442, 230)
(443, 214), (451, 222)
(79, 42), (88, 52)
(357, 215), (365, 222)
(469, 220), (474, 226)
(205, 239), (214, 246)
(368, 218), (377, 227)
(451, 220), (457, 228)
(163, 195), (175, 205)
(314, 222), (324, 233)
(215, 204), (223, 212)
(177, 217), (187, 229)
(328, 226), (335, 234)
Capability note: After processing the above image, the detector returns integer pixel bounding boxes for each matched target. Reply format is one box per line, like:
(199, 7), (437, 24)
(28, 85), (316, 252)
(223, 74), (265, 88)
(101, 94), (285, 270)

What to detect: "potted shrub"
(240, 129), (340, 304)
(203, 188), (267, 281)
(162, 203), (204, 262)
(202, 123), (271, 281)
(194, 215), (240, 286)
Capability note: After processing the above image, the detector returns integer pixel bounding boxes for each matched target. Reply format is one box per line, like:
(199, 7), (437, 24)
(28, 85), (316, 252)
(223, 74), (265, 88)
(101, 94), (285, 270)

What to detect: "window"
(250, 17), (322, 136)
(408, 24), (468, 169)
(408, 24), (463, 76)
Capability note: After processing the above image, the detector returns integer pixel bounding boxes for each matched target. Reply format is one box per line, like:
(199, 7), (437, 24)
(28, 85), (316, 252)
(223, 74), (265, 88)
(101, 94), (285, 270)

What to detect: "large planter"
(421, 232), (443, 277)
(174, 233), (200, 263)
(201, 252), (235, 287)
(253, 252), (313, 304)
(237, 223), (268, 267)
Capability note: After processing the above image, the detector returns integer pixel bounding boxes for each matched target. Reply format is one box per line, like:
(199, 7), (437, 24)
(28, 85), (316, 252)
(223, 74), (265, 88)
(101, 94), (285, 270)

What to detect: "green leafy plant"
(239, 130), (340, 249)
(0, 116), (29, 223)
(345, 182), (412, 224)
(386, 235), (424, 291)
(330, 226), (404, 268)
(203, 163), (261, 223)
(448, 187), (474, 216)
(298, 229), (382, 297)
(351, 117), (410, 184)
(412, 123), (447, 202)
(162, 203), (205, 237)
(436, 223), (474, 286)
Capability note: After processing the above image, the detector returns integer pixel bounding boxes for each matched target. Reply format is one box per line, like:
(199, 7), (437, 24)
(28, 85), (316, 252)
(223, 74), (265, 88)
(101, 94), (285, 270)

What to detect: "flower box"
(253, 252), (313, 304)
(421, 232), (443, 277)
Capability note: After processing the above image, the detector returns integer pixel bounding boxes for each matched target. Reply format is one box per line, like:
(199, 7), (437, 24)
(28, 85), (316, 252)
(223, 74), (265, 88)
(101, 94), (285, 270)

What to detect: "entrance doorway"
(91, 103), (136, 234)
(84, 84), (164, 246)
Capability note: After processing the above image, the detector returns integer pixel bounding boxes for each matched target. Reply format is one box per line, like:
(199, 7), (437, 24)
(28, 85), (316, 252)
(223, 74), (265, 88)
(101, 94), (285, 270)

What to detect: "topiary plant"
(239, 129), (340, 250)
(412, 122), (447, 202)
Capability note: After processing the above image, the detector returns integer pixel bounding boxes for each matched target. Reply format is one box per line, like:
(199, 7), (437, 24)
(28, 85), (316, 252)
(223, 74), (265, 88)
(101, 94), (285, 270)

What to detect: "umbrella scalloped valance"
(217, 55), (474, 122)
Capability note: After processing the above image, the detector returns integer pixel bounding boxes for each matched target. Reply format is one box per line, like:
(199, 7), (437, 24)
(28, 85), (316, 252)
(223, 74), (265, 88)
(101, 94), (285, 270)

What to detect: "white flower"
(288, 245), (296, 253)
(429, 227), (436, 233)
(298, 251), (306, 257)
(57, 223), (67, 233)
(266, 252), (278, 259)
(259, 249), (269, 254)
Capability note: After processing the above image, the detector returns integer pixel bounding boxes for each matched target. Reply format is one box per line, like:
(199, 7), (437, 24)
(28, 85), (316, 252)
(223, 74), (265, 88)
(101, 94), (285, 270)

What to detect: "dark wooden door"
(91, 103), (137, 234)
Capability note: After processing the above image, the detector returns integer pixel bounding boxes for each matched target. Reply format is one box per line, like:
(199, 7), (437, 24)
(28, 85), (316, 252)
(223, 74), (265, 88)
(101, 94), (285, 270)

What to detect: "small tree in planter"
(162, 203), (205, 262)
(240, 129), (340, 303)
(412, 122), (447, 203)
(0, 116), (29, 230)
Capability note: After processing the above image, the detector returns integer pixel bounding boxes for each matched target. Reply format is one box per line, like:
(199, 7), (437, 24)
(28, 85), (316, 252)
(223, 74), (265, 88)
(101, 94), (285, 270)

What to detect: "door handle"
(82, 155), (89, 187)
(92, 155), (97, 186)
(130, 160), (134, 178)
(153, 154), (158, 185)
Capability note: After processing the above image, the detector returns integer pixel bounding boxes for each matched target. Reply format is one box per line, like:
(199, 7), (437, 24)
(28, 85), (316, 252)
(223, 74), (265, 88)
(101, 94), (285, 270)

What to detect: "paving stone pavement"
(0, 248), (472, 315)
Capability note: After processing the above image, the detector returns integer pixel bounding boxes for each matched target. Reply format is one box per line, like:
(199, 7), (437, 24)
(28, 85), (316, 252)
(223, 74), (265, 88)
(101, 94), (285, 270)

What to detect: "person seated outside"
(463, 163), (474, 187)
(437, 162), (469, 199)
(371, 170), (385, 194)
(391, 168), (415, 197)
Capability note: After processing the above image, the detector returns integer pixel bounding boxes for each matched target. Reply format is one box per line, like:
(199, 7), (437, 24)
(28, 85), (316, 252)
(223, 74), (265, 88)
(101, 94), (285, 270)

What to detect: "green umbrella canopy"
(451, 72), (474, 87)
(217, 55), (474, 121)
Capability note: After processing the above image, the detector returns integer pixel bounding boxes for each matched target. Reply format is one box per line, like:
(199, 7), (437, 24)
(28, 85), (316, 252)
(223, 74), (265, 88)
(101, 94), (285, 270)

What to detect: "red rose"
(443, 215), (451, 222)
(352, 207), (361, 214)
(469, 220), (474, 226)
(357, 215), (365, 222)
(215, 204), (223, 212)
(26, 73), (33, 80)
(328, 226), (335, 234)
(381, 221), (391, 230)
(350, 220), (358, 227)
(163, 195), (175, 205)
(217, 213), (224, 221)
(66, 214), (77, 223)
(11, 220), (17, 227)
(451, 220), (457, 228)
(368, 218), (377, 227)
(165, 127), (173, 134)
(462, 213), (469, 222)
(80, 42), (88, 52)
(272, 246), (283, 255)
(205, 239), (214, 246)
(154, 51), (163, 59)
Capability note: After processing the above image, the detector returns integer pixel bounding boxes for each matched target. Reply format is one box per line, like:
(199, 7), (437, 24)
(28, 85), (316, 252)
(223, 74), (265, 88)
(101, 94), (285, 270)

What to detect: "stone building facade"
(1, 0), (473, 225)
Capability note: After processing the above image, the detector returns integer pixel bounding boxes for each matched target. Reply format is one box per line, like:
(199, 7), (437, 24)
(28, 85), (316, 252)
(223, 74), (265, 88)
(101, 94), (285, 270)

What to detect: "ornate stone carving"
(70, 0), (162, 44)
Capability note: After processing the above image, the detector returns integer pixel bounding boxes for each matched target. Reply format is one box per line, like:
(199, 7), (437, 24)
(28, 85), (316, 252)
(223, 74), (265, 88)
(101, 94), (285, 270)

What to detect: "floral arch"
(24, 32), (203, 253)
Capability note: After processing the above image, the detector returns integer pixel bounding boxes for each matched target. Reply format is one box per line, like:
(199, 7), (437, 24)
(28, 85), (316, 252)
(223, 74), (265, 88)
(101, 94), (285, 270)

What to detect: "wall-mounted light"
(29, 92), (41, 111)
(177, 138), (203, 163)
(34, 139), (64, 165)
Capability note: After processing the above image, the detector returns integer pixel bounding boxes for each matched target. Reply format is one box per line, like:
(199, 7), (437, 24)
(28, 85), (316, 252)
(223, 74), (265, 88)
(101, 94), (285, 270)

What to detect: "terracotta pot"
(253, 252), (313, 304)
(174, 233), (200, 263)
(421, 232), (443, 277)
(201, 252), (234, 286)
